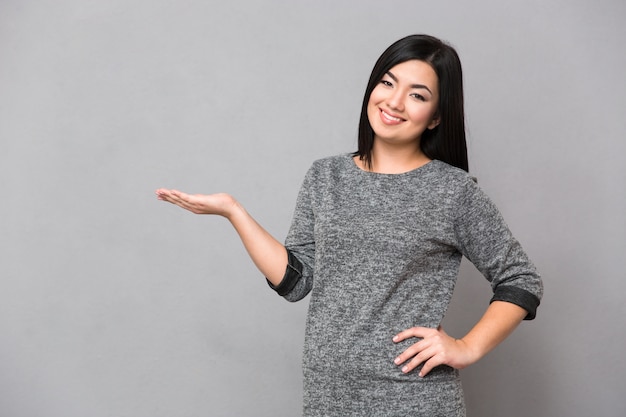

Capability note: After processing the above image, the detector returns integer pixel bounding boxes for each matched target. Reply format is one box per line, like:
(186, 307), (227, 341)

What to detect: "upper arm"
(453, 180), (543, 319)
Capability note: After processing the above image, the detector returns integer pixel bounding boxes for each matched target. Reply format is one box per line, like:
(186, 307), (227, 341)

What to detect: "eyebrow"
(385, 71), (433, 95)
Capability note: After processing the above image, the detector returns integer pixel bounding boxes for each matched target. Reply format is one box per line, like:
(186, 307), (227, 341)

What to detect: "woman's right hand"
(155, 189), (238, 218)
(156, 188), (288, 284)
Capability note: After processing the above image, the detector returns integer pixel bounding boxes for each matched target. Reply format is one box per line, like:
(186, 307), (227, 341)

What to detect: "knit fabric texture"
(275, 154), (543, 416)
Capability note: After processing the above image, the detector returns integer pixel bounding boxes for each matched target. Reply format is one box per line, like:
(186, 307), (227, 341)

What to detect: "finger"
(156, 189), (182, 203)
(394, 338), (432, 366)
(418, 354), (444, 377)
(155, 189), (170, 200)
(401, 346), (438, 374)
(158, 192), (181, 205)
(393, 326), (432, 343)
(157, 190), (195, 211)
(169, 192), (200, 211)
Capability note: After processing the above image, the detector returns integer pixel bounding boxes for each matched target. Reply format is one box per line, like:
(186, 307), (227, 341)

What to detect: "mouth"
(380, 108), (404, 124)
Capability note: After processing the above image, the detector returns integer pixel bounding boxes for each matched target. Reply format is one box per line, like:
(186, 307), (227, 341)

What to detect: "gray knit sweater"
(269, 154), (543, 416)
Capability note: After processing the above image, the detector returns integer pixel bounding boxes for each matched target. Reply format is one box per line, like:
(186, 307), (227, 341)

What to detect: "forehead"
(386, 60), (438, 86)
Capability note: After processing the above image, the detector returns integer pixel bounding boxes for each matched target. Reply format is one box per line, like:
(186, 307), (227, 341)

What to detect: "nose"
(386, 89), (404, 112)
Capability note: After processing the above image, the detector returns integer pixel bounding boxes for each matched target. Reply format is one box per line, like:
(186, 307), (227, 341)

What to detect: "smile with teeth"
(380, 109), (404, 123)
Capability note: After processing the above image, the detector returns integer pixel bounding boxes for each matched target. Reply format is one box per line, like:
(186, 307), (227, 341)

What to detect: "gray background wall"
(1, 0), (624, 416)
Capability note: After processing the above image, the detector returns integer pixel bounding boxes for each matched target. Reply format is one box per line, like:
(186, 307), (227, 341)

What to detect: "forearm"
(460, 301), (528, 361)
(225, 200), (288, 286)
(155, 189), (289, 285)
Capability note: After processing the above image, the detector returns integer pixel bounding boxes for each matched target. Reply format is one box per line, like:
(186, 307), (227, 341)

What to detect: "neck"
(362, 142), (431, 174)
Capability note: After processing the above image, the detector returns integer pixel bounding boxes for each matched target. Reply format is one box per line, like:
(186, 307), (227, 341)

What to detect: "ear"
(427, 113), (440, 130)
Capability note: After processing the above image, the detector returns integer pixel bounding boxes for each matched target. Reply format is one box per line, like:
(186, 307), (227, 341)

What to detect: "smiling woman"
(156, 34), (543, 417)
(364, 60), (441, 172)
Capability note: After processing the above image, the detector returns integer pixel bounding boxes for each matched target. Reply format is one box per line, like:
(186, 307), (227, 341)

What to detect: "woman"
(156, 34), (543, 416)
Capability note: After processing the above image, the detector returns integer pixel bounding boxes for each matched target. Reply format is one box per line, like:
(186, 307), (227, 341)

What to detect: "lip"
(379, 108), (405, 125)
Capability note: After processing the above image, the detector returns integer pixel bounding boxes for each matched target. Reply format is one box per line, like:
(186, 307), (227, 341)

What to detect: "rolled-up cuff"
(490, 286), (541, 320)
(267, 249), (303, 296)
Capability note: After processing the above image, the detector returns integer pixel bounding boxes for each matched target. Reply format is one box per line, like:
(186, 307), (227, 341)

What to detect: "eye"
(411, 93), (426, 101)
(379, 80), (393, 87)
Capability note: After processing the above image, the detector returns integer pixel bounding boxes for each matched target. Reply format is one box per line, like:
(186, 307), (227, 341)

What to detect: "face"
(367, 60), (440, 147)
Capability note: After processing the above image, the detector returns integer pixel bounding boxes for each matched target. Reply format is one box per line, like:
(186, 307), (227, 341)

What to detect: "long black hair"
(354, 34), (468, 172)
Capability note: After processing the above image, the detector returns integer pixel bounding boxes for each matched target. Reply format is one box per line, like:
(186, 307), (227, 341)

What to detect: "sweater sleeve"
(453, 178), (543, 320)
(266, 164), (317, 302)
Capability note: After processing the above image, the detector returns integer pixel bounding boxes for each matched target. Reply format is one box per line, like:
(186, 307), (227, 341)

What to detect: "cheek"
(368, 86), (386, 106)
(407, 103), (437, 123)
(366, 94), (380, 123)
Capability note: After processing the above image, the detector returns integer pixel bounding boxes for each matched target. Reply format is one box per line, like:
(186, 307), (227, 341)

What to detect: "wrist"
(223, 197), (246, 222)
(457, 336), (486, 365)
